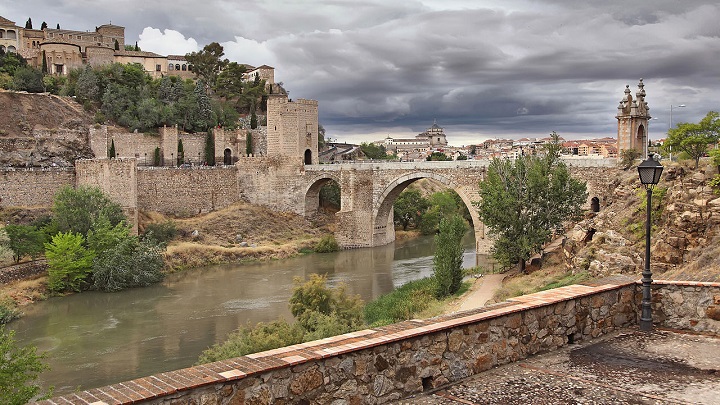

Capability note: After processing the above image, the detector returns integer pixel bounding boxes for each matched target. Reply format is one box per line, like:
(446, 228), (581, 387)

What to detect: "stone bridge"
(235, 157), (618, 251)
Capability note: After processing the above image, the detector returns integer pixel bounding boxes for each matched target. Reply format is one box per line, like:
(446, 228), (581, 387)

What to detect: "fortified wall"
(35, 280), (720, 404)
(0, 167), (75, 207)
(75, 158), (138, 232)
(137, 166), (240, 216)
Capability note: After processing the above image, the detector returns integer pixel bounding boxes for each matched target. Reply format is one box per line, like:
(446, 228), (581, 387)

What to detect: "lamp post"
(637, 153), (664, 331)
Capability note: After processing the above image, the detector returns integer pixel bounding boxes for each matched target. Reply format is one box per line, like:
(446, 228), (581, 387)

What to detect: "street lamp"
(669, 104), (686, 129)
(637, 153), (664, 331)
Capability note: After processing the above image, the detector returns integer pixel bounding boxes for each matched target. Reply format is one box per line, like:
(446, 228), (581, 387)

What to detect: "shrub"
(0, 327), (50, 404)
(3, 224), (45, 263)
(0, 297), (20, 325)
(197, 319), (304, 364)
(364, 277), (435, 326)
(52, 185), (126, 238)
(45, 232), (94, 293)
(315, 235), (339, 253)
(92, 236), (165, 292)
(289, 274), (364, 333)
(142, 221), (177, 244)
(620, 149), (641, 170)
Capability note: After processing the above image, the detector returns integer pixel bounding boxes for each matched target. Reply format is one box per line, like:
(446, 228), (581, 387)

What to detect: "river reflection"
(10, 233), (485, 395)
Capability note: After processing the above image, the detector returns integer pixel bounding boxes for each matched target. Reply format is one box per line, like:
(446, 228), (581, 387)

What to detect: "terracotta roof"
(167, 54), (188, 61)
(0, 16), (16, 26)
(114, 49), (165, 58)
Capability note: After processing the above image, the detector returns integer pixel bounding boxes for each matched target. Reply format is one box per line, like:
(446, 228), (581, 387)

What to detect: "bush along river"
(10, 233), (488, 395)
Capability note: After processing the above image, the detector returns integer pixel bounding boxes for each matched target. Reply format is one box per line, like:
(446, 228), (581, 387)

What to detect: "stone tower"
(616, 79), (651, 158)
(266, 94), (319, 164)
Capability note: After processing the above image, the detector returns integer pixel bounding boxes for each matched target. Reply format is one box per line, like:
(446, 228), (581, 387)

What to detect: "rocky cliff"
(0, 90), (94, 167)
(564, 160), (720, 282)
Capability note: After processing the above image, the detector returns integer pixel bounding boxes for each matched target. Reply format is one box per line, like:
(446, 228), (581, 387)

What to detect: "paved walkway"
(456, 274), (506, 312)
(394, 329), (720, 404)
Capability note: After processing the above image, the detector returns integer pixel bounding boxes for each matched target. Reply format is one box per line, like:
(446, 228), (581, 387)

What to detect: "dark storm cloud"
(1, 0), (718, 143)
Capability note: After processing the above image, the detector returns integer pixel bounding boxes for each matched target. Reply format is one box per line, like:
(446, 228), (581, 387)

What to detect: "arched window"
(7, 46), (16, 53)
(188, 65), (193, 71)
(591, 197), (600, 213)
(175, 64), (180, 70)
(304, 149), (312, 165)
(168, 63), (173, 71)
(0, 45), (5, 53)
(181, 64), (187, 71)
(223, 148), (232, 165)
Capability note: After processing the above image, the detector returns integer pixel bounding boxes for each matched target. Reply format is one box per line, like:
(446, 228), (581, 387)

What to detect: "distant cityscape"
(320, 121), (623, 163)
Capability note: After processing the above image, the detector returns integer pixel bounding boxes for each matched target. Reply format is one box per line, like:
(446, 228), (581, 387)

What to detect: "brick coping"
(35, 279), (638, 405)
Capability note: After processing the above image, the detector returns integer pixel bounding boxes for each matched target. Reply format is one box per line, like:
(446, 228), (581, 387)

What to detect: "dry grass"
(0, 276), (48, 307)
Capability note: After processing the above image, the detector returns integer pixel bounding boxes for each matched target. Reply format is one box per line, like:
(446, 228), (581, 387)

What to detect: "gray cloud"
(1, 0), (717, 143)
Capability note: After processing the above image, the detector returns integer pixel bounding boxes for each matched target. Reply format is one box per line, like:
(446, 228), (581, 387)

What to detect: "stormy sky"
(2, 1), (718, 145)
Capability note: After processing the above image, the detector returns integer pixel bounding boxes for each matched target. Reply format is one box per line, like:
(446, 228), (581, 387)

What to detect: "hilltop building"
(0, 15), (275, 82)
(380, 120), (449, 160)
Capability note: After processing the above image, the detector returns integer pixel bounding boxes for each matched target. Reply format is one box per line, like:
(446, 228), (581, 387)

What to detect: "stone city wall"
(75, 158), (138, 232)
(0, 168), (75, 207)
(652, 280), (720, 334)
(137, 166), (240, 216)
(36, 280), (641, 405)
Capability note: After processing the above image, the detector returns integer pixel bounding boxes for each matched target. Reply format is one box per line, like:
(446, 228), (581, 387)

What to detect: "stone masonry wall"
(0, 168), (75, 207)
(137, 166), (240, 216)
(653, 280), (720, 333)
(37, 280), (645, 405)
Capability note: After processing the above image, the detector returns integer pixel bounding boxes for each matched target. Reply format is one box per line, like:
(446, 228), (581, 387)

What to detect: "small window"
(175, 64), (180, 70)
(181, 64), (187, 71)
(168, 63), (173, 71)
(156, 64), (161, 71)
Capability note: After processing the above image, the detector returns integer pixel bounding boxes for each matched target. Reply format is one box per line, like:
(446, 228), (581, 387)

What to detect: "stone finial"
(636, 78), (646, 99)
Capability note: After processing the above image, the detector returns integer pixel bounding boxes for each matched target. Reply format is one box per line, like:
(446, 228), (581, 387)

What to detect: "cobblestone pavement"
(394, 329), (720, 405)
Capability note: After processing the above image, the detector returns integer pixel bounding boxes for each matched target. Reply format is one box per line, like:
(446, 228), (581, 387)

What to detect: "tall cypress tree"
(25, 18), (32, 29)
(41, 51), (48, 74)
(246, 132), (253, 155)
(153, 147), (161, 166)
(41, 21), (47, 30)
(108, 139), (116, 158)
(204, 129), (215, 165)
(177, 139), (184, 165)
(250, 109), (258, 129)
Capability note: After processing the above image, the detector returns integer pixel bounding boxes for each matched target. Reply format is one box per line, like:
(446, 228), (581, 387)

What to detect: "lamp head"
(638, 153), (664, 188)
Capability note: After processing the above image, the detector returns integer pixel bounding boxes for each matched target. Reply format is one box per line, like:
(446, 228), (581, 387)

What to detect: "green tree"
(419, 190), (462, 235)
(92, 234), (165, 292)
(108, 138), (116, 158)
(360, 142), (389, 159)
(478, 144), (587, 273)
(41, 50), (47, 74)
(665, 111), (720, 168)
(250, 109), (258, 129)
(3, 224), (45, 263)
(134, 41), (140, 51)
(153, 146), (161, 166)
(245, 132), (253, 155)
(185, 42), (228, 90)
(11, 66), (44, 93)
(52, 185), (126, 238)
(41, 21), (47, 30)
(0, 327), (49, 405)
(45, 231), (94, 292)
(214, 62), (246, 103)
(393, 189), (429, 231)
(433, 215), (467, 298)
(177, 139), (184, 165)
(25, 18), (32, 29)
(204, 129), (215, 165)
(426, 151), (451, 161)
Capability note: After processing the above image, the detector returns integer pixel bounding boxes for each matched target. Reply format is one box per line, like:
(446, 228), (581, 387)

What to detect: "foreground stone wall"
(37, 280), (644, 405)
(653, 280), (720, 333)
(0, 168), (75, 207)
(137, 166), (240, 216)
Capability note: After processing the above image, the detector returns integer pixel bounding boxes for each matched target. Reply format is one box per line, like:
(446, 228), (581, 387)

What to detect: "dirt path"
(452, 273), (506, 313)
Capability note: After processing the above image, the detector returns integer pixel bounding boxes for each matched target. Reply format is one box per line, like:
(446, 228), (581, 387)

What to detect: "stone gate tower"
(266, 94), (319, 164)
(616, 78), (651, 158)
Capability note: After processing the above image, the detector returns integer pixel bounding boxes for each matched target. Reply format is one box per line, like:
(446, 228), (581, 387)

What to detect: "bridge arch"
(372, 171), (486, 250)
(304, 173), (341, 216)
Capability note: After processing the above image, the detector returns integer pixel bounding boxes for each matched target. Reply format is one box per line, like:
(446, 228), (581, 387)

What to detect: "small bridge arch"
(304, 173), (341, 216)
(372, 171), (485, 248)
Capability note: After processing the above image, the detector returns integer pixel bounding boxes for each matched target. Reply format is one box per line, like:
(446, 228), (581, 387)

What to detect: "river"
(10, 233), (491, 395)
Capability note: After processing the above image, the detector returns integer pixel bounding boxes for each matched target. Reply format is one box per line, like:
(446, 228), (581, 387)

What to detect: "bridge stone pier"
(236, 158), (493, 251)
